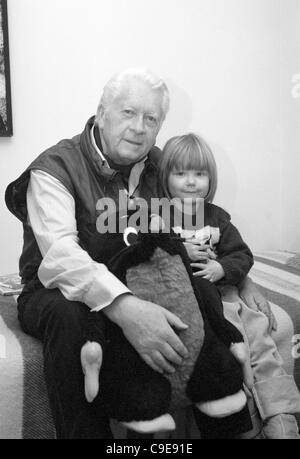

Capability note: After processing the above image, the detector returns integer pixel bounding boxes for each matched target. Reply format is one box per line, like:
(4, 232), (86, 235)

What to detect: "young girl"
(159, 133), (300, 439)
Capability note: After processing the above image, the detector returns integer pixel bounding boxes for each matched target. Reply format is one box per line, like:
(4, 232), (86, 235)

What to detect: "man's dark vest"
(5, 116), (162, 287)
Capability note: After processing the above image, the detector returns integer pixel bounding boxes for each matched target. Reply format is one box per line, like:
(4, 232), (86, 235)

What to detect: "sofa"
(0, 250), (300, 439)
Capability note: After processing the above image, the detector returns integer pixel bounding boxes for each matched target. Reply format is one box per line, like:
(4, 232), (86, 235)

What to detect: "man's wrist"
(102, 292), (134, 324)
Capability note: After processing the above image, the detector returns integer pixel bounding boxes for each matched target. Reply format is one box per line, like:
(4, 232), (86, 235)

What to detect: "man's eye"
(146, 115), (156, 124)
(123, 109), (134, 116)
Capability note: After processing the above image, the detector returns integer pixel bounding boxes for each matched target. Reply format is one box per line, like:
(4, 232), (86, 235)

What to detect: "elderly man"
(5, 68), (280, 439)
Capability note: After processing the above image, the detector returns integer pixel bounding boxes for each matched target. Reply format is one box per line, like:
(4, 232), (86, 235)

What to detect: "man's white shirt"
(27, 169), (130, 311)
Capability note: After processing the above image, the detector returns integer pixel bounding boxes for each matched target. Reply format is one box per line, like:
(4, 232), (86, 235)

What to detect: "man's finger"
(166, 333), (189, 360)
(162, 310), (189, 359)
(161, 332), (189, 362)
(163, 309), (188, 330)
(152, 350), (176, 374)
(161, 342), (184, 366)
(142, 353), (164, 374)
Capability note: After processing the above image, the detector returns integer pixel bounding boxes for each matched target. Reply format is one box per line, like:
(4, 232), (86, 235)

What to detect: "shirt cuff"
(84, 264), (131, 311)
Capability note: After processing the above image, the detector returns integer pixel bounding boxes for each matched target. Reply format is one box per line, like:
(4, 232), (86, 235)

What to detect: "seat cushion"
(0, 295), (55, 439)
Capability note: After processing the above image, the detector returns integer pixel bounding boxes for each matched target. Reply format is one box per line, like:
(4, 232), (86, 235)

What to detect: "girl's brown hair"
(159, 133), (218, 202)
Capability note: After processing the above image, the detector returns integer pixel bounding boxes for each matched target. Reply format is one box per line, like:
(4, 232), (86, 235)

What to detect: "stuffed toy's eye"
(123, 227), (138, 246)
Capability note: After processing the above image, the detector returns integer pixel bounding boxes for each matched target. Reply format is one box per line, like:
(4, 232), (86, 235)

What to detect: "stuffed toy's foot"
(196, 389), (247, 418)
(81, 341), (103, 403)
(122, 414), (176, 434)
(230, 342), (254, 390)
(193, 402), (253, 438)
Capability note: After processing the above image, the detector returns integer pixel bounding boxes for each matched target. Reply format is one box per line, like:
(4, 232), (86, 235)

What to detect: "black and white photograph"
(0, 0), (299, 442)
(0, 0), (12, 136)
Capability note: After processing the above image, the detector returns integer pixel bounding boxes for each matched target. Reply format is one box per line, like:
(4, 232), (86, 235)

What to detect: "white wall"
(0, 0), (299, 275)
(279, 2), (300, 251)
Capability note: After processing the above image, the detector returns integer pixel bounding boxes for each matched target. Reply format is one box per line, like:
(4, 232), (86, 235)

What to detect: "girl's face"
(167, 168), (210, 201)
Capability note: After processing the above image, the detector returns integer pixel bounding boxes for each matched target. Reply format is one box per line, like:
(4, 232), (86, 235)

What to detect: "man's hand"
(191, 259), (225, 283)
(103, 293), (189, 375)
(239, 277), (278, 333)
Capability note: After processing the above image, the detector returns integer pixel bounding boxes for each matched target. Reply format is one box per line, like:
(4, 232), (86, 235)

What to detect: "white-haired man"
(6, 68), (281, 439)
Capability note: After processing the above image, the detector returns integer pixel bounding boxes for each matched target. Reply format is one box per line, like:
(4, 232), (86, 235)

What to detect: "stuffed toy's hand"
(103, 293), (189, 375)
(191, 260), (225, 283)
(238, 277), (278, 333)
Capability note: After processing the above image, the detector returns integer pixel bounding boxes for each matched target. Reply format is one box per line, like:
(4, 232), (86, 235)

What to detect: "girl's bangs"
(171, 142), (210, 171)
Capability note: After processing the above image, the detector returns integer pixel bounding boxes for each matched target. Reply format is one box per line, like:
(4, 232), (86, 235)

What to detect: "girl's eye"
(197, 171), (207, 176)
(175, 171), (184, 176)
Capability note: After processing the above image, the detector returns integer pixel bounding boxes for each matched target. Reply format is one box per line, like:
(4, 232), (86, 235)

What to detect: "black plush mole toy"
(80, 212), (253, 438)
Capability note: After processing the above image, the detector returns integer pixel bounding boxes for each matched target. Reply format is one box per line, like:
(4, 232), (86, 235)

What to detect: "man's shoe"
(262, 414), (300, 439)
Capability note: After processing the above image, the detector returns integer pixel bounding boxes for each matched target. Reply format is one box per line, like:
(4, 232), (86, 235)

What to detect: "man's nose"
(130, 115), (146, 133)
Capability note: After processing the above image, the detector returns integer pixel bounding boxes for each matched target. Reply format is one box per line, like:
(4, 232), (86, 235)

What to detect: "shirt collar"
(90, 124), (109, 167)
(90, 123), (147, 198)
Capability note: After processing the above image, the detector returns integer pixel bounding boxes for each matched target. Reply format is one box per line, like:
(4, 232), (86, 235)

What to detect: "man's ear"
(96, 104), (105, 129)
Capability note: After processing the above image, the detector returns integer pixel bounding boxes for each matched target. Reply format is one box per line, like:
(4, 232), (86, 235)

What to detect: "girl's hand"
(183, 242), (210, 262)
(191, 259), (225, 283)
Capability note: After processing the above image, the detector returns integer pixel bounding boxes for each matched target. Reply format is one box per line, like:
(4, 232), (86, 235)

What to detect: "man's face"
(96, 78), (164, 165)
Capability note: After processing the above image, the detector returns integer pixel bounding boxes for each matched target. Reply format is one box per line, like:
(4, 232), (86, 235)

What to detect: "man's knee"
(42, 290), (89, 337)
(20, 288), (89, 343)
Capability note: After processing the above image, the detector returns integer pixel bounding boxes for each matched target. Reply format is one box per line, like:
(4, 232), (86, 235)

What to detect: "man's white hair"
(96, 68), (170, 123)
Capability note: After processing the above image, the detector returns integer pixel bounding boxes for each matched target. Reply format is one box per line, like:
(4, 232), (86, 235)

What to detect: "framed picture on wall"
(0, 0), (12, 136)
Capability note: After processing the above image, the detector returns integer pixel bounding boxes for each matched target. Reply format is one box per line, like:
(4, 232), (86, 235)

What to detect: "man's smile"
(124, 139), (143, 146)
